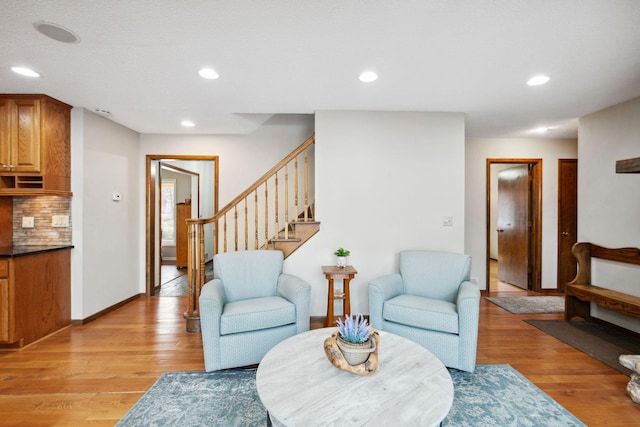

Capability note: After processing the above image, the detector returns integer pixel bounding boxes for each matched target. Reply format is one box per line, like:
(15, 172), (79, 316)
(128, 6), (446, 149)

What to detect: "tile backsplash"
(12, 196), (72, 246)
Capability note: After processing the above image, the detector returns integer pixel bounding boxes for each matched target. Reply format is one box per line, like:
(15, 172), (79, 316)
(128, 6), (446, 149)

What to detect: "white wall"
(578, 96), (640, 333)
(284, 111), (466, 316)
(465, 138), (578, 291)
(161, 169), (191, 205)
(71, 108), (140, 319)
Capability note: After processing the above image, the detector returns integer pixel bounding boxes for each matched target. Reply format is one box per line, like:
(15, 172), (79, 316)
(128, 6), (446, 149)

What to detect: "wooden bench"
(565, 242), (640, 321)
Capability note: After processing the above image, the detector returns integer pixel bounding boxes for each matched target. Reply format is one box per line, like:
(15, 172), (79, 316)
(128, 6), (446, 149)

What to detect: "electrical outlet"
(22, 217), (34, 228)
(52, 215), (69, 227)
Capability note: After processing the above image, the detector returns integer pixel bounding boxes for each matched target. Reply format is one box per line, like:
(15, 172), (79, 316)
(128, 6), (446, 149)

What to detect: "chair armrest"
(199, 279), (226, 338)
(200, 278), (226, 305)
(199, 279), (226, 371)
(456, 279), (480, 337)
(457, 279), (480, 304)
(278, 274), (311, 333)
(368, 274), (403, 329)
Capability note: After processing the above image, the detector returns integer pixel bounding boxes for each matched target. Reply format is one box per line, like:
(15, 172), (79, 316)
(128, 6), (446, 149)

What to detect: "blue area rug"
(117, 364), (584, 426)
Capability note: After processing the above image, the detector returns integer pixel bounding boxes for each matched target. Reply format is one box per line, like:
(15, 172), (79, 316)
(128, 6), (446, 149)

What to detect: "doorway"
(486, 159), (542, 294)
(158, 163), (200, 294)
(146, 155), (219, 297)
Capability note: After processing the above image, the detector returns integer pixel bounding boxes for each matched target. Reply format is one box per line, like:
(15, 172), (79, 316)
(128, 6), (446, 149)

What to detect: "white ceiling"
(2, 1), (640, 138)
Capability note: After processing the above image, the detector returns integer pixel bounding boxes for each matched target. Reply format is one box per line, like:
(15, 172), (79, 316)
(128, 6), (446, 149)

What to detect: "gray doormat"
(525, 319), (640, 376)
(486, 296), (565, 314)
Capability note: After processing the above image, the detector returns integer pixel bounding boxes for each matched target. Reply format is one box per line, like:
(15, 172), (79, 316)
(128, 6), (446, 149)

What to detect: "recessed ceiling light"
(33, 21), (80, 43)
(359, 71), (378, 83)
(527, 75), (550, 86)
(198, 68), (219, 80)
(181, 120), (195, 127)
(532, 127), (549, 133)
(11, 66), (40, 78)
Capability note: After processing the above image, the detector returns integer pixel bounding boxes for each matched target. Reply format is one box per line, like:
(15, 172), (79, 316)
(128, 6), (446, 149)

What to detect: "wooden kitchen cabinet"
(0, 247), (71, 348)
(0, 97), (40, 172)
(0, 95), (72, 195)
(0, 259), (13, 342)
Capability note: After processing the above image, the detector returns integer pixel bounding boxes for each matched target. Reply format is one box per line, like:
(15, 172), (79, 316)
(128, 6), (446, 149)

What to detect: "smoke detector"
(94, 108), (112, 117)
(33, 21), (80, 44)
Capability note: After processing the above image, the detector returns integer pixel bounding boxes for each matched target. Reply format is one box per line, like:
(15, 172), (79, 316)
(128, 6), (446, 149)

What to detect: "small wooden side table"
(321, 265), (357, 327)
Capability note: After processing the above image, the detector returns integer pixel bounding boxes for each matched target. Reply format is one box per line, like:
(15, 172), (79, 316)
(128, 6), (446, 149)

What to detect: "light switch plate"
(22, 216), (34, 228)
(52, 215), (69, 227)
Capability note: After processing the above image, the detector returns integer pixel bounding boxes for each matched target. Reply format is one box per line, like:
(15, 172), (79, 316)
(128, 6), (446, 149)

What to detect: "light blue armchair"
(199, 250), (311, 372)
(369, 250), (480, 372)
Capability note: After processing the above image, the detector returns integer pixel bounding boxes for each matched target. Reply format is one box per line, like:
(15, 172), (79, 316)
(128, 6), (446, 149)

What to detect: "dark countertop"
(0, 245), (74, 258)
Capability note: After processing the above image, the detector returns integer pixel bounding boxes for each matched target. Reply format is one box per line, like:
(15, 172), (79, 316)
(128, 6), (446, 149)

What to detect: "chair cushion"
(383, 294), (459, 334)
(220, 296), (296, 335)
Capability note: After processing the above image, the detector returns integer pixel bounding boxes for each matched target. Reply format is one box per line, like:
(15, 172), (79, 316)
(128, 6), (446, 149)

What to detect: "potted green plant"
(336, 314), (376, 365)
(334, 247), (350, 268)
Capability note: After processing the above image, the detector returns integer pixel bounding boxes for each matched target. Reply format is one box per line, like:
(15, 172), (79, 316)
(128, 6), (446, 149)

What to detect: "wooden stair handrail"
(186, 134), (315, 227)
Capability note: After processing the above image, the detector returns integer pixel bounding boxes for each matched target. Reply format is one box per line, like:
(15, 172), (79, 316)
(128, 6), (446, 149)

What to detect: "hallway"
(159, 263), (213, 296)
(489, 259), (527, 293)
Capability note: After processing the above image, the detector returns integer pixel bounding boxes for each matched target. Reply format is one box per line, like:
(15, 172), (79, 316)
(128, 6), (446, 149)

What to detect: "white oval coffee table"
(256, 328), (454, 426)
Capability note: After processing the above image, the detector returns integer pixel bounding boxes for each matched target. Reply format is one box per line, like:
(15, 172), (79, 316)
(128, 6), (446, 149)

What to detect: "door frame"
(145, 154), (219, 297)
(486, 158), (542, 294)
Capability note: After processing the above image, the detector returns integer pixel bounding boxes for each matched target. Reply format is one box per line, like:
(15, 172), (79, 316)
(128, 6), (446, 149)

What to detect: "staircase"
(266, 206), (319, 257)
(183, 134), (319, 332)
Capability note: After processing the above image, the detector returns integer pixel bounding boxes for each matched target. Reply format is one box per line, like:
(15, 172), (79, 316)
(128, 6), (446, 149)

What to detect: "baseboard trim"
(310, 316), (325, 326)
(71, 293), (144, 326)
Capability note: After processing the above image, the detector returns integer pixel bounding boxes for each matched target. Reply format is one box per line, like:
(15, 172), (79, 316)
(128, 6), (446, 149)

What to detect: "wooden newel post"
(184, 220), (204, 333)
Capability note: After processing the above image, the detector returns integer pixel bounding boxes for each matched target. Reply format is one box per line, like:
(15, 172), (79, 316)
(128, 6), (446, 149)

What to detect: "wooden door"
(557, 159), (578, 291)
(497, 165), (530, 289)
(175, 200), (191, 268)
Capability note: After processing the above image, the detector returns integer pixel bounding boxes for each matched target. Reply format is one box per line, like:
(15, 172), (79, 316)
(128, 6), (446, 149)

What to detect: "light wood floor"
(158, 263), (213, 297)
(1, 291), (639, 426)
(158, 264), (188, 296)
